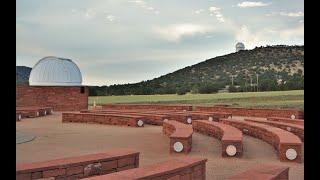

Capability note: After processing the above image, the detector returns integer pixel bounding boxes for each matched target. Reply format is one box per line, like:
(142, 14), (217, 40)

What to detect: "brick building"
(16, 56), (88, 111)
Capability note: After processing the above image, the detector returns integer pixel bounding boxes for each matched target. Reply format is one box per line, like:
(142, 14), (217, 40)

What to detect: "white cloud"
(267, 11), (304, 17)
(238, 1), (270, 8)
(106, 15), (115, 22)
(153, 24), (214, 42)
(128, 0), (159, 14)
(209, 7), (221, 12)
(234, 24), (304, 48)
(279, 24), (304, 40)
(194, 9), (204, 14)
(128, 0), (146, 7)
(84, 8), (97, 19)
(208, 6), (225, 23)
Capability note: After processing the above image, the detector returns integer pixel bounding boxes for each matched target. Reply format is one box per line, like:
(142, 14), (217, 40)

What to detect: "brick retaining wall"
(16, 85), (88, 111)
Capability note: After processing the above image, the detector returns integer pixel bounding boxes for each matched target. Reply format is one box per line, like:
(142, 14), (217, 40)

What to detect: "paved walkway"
(16, 131), (36, 144)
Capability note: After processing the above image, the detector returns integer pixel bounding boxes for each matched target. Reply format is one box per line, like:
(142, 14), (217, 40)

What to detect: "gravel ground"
(16, 112), (304, 180)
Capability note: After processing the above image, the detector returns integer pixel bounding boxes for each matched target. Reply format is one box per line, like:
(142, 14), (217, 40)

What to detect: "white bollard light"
(226, 145), (237, 156)
(137, 120), (144, 127)
(286, 148), (297, 160)
(187, 117), (192, 124)
(173, 142), (184, 152)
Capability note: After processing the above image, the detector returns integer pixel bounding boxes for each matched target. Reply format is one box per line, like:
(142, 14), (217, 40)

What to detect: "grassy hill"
(89, 90), (304, 110)
(91, 45), (304, 96)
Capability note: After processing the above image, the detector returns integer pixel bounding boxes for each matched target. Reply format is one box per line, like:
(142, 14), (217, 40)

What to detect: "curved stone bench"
(172, 111), (232, 122)
(163, 120), (193, 153)
(146, 112), (193, 124)
(227, 164), (289, 180)
(16, 106), (53, 117)
(220, 119), (302, 163)
(245, 118), (304, 142)
(16, 149), (139, 180)
(195, 106), (303, 119)
(62, 112), (145, 127)
(268, 117), (304, 126)
(82, 157), (207, 180)
(192, 111), (233, 120)
(81, 110), (168, 126)
(193, 120), (243, 157)
(16, 108), (40, 118)
(101, 104), (193, 111)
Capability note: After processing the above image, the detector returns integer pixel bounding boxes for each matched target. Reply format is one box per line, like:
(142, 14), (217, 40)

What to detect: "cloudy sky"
(16, 0), (304, 86)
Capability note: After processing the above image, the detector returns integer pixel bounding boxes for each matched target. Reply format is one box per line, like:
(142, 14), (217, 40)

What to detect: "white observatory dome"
(29, 56), (82, 86)
(236, 42), (245, 52)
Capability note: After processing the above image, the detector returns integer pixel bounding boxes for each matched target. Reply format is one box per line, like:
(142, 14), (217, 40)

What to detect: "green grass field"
(89, 90), (304, 110)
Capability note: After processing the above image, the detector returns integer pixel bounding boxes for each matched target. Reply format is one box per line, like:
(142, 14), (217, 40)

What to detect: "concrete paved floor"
(16, 112), (304, 180)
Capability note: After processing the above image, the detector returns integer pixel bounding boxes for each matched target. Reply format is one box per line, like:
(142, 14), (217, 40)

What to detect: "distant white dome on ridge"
(29, 56), (82, 86)
(236, 42), (245, 52)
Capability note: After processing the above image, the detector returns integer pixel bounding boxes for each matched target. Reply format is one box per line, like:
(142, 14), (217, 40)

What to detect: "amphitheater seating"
(128, 111), (194, 124)
(268, 117), (304, 126)
(102, 104), (193, 111)
(174, 111), (232, 122)
(80, 110), (168, 125)
(81, 109), (232, 125)
(220, 119), (302, 163)
(16, 149), (139, 180)
(163, 120), (193, 153)
(195, 106), (303, 119)
(245, 118), (304, 141)
(16, 106), (53, 118)
(192, 120), (243, 157)
(62, 112), (145, 127)
(227, 164), (289, 180)
(82, 157), (207, 180)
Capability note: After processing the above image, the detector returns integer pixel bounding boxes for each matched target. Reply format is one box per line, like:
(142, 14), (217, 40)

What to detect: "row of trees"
(88, 74), (304, 96)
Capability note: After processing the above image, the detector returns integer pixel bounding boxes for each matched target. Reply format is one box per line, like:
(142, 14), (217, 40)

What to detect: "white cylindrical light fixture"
(173, 142), (184, 152)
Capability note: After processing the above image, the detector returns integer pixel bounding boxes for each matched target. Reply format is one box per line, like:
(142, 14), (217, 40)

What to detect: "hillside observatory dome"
(236, 42), (245, 52)
(29, 56), (82, 86)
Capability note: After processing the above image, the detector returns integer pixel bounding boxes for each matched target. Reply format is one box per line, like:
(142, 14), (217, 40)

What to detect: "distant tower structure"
(236, 42), (245, 52)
